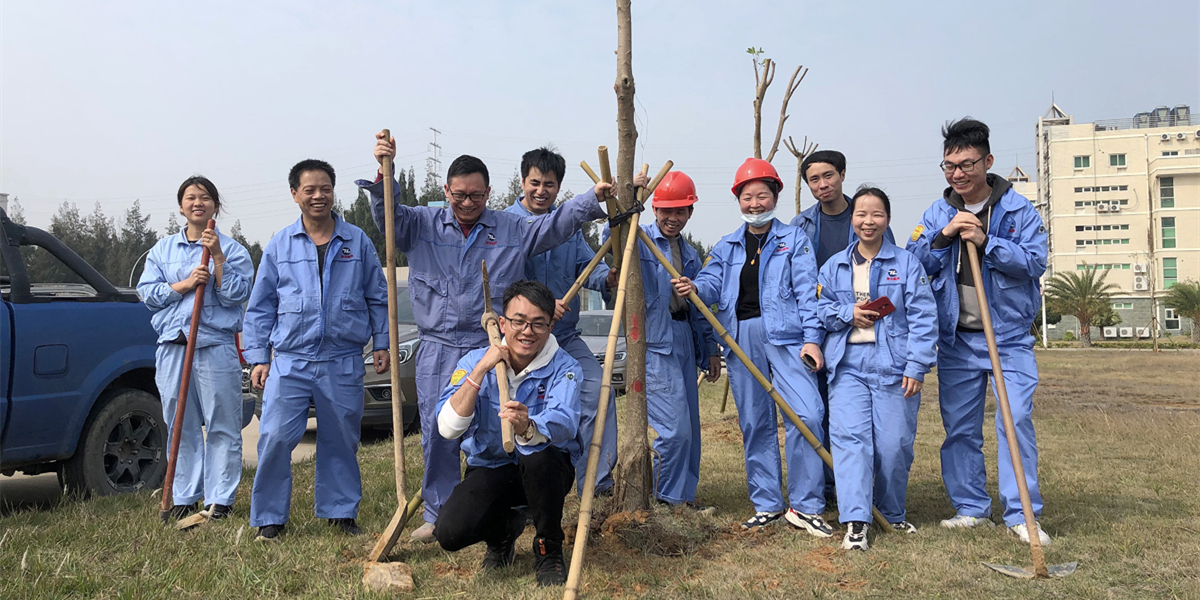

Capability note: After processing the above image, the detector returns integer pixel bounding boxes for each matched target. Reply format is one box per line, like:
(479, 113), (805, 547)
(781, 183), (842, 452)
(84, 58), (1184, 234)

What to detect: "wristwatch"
(519, 422), (537, 441)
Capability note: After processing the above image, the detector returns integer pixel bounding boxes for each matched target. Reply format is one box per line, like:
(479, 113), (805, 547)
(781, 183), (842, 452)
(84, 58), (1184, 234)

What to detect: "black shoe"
(533, 537), (566, 587)
(256, 524), (285, 541)
(328, 518), (363, 535)
(481, 509), (524, 570)
(169, 502), (201, 519)
(205, 504), (233, 520)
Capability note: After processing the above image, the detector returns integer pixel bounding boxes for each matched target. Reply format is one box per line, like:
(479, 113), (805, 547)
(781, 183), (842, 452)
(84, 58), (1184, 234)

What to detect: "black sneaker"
(204, 504), (233, 520)
(891, 520), (917, 534)
(328, 518), (363, 535)
(169, 502), (200, 519)
(481, 509), (524, 570)
(784, 508), (835, 538)
(533, 537), (566, 587)
(740, 511), (783, 529)
(256, 524), (285, 542)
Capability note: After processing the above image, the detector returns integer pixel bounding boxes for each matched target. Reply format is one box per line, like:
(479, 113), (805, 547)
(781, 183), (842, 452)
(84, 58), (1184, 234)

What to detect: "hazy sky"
(3, 1), (1197, 247)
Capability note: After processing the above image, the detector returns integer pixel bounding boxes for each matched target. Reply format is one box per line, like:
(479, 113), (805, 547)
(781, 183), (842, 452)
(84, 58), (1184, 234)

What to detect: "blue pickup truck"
(1, 209), (167, 496)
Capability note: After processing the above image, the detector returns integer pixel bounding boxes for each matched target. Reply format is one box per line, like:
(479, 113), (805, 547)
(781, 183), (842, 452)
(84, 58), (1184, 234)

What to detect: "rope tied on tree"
(608, 199), (645, 229)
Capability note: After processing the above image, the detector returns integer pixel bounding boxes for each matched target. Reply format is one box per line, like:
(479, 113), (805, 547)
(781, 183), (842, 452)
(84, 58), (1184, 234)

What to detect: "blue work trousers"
(728, 317), (825, 514)
(415, 341), (469, 524)
(155, 343), (244, 507)
(828, 343), (920, 524)
(645, 319), (701, 504)
(560, 335), (617, 495)
(937, 331), (1042, 527)
(250, 354), (365, 526)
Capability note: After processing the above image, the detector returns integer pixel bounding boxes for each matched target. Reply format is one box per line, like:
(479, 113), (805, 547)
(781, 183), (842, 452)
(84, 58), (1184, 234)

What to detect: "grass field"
(1, 349), (1197, 599)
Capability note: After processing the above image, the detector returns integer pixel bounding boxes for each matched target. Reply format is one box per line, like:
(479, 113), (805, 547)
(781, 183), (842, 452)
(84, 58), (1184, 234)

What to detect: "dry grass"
(1, 349), (1197, 599)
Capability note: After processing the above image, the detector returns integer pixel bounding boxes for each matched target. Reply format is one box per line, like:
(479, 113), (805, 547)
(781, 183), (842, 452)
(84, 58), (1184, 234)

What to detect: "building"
(1036, 103), (1198, 341)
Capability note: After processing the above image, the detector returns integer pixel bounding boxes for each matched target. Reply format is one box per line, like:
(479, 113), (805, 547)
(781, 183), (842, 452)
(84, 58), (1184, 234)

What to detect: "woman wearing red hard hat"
(615, 170), (722, 511)
(673, 158), (833, 537)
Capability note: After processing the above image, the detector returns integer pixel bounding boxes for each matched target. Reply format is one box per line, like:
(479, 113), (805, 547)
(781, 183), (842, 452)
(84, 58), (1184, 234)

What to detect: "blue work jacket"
(905, 188), (1047, 345)
(359, 178), (607, 348)
(817, 240), (938, 384)
(242, 213), (389, 364)
(693, 219), (823, 346)
(790, 195), (896, 260)
(138, 228), (254, 348)
(505, 199), (610, 343)
(438, 346), (582, 469)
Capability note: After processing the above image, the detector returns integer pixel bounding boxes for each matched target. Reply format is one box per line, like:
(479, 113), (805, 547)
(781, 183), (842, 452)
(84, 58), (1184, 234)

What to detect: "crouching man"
(434, 280), (581, 587)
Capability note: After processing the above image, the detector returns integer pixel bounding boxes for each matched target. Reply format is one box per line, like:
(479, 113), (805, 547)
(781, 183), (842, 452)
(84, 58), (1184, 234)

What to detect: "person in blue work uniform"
(361, 131), (610, 542)
(434, 281), (581, 587)
(244, 159), (391, 541)
(789, 150), (895, 503)
(617, 171), (721, 511)
(907, 118), (1052, 546)
(817, 187), (938, 551)
(674, 158), (832, 537)
(139, 175), (253, 521)
(504, 147), (624, 496)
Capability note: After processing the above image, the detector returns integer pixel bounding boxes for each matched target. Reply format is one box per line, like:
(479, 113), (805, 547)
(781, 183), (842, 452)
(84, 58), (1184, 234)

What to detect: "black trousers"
(434, 447), (574, 551)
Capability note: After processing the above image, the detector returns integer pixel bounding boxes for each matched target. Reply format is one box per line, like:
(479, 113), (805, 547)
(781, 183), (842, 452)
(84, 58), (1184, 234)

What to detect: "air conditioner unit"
(1133, 263), (1148, 273)
(1097, 203), (1109, 212)
(1109, 202), (1122, 212)
(1136, 327), (1151, 338)
(1119, 327), (1134, 338)
(1161, 133), (1171, 141)
(1195, 129), (1200, 138)
(1103, 326), (1118, 338)
(1133, 275), (1149, 291)
(1178, 132), (1187, 140)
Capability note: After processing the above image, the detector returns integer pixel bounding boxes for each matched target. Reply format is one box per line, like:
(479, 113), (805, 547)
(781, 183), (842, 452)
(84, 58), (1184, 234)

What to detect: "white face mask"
(741, 209), (775, 227)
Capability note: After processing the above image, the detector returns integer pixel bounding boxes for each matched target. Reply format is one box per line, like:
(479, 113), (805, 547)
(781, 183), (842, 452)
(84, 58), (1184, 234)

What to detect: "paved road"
(0, 416), (320, 513)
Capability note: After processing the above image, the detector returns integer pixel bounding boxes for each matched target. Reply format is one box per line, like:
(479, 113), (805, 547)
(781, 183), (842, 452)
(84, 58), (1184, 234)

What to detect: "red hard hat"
(731, 158), (783, 197)
(652, 171), (699, 208)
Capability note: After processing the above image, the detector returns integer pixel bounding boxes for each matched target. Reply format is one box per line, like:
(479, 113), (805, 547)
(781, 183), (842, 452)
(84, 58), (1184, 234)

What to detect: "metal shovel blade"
(983, 561), (1078, 579)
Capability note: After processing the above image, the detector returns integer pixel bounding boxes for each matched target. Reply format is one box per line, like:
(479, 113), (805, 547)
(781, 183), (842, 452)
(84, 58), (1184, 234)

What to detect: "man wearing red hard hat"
(614, 170), (721, 511)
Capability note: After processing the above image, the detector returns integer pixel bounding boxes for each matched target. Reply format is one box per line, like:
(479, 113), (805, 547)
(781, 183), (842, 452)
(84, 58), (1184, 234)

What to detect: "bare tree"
(783, 135), (819, 214)
(749, 48), (808, 162)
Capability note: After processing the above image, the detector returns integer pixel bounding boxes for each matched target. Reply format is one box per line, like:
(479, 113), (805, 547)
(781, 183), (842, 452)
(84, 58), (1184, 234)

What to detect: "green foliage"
(20, 200), (161, 288)
(1062, 330), (1076, 341)
(488, 168), (522, 211)
(164, 212), (181, 235)
(1046, 264), (1117, 346)
(683, 231), (711, 265)
(228, 220), (263, 272)
(1163, 280), (1200, 343)
(7, 197), (26, 224)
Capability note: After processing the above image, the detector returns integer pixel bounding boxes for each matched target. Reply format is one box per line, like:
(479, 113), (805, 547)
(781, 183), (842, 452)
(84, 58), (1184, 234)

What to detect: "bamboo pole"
(635, 227), (891, 531)
(481, 261), (516, 453)
(559, 237), (613, 307)
(965, 243), (1049, 578)
(380, 129), (407, 508)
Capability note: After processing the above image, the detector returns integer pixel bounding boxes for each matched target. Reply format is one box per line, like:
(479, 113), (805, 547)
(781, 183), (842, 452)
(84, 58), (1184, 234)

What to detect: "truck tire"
(62, 389), (167, 497)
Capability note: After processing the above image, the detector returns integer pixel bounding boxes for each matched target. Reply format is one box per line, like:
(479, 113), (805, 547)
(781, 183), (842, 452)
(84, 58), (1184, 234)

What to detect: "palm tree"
(1045, 265), (1118, 347)
(1163, 280), (1200, 344)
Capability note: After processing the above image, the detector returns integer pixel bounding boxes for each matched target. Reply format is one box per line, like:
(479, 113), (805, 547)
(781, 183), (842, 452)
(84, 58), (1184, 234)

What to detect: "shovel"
(964, 242), (1076, 579)
(163, 218), (214, 529)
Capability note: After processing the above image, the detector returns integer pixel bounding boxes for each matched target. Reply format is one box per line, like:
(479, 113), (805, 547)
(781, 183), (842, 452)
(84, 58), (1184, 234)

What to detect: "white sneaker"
(939, 514), (995, 529)
(841, 522), (869, 551)
(1009, 522), (1052, 546)
(410, 522), (436, 543)
(784, 509), (834, 538)
(890, 520), (918, 534)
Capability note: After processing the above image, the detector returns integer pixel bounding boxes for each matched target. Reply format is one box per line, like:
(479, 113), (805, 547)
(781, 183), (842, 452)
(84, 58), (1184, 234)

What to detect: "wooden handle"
(160, 218), (216, 518)
(380, 128), (408, 508)
(480, 261), (515, 453)
(964, 243), (1049, 577)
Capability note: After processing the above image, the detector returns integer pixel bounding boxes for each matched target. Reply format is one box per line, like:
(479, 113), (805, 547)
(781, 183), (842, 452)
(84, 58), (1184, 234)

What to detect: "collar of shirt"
(283, 212), (353, 242)
(440, 206), (497, 232)
(500, 334), (560, 389)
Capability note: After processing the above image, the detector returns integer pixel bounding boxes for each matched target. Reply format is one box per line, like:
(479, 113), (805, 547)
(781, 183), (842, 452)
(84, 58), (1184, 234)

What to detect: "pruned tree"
(749, 48), (808, 162)
(1045, 264), (1118, 347)
(783, 135), (819, 214)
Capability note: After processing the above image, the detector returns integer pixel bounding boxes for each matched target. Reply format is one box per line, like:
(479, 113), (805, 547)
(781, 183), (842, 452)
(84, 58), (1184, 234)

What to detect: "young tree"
(488, 167), (522, 211)
(165, 212), (181, 236)
(7, 197), (26, 224)
(1045, 265), (1118, 347)
(682, 231), (711, 265)
(418, 157), (442, 207)
(1163, 280), (1200, 344)
(116, 200), (159, 287)
(228, 220), (264, 272)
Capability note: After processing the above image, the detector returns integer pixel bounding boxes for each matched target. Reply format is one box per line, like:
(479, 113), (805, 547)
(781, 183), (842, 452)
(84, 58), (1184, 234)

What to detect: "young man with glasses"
(432, 280), (581, 586)
(358, 132), (609, 542)
(906, 118), (1051, 546)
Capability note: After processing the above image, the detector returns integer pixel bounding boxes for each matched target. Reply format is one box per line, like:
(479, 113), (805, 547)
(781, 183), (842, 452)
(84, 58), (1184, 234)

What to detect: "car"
(252, 276), (419, 435)
(577, 310), (626, 395)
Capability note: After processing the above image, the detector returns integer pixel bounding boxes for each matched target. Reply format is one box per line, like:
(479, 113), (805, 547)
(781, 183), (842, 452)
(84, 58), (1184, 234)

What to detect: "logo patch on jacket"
(920, 275), (928, 285)
(486, 232), (497, 246)
(451, 369), (467, 385)
(911, 225), (925, 242)
(537, 383), (546, 400)
(886, 268), (900, 281)
(776, 243), (789, 253)
(339, 247), (354, 259)
(565, 372), (576, 381)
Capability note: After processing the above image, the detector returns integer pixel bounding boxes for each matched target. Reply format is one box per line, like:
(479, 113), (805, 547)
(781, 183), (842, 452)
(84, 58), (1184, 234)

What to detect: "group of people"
(139, 116), (1049, 587)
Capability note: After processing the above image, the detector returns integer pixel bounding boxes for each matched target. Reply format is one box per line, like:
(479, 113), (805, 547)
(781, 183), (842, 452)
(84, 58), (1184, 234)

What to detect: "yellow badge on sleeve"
(816, 283), (823, 299)
(911, 225), (925, 242)
(450, 369), (467, 386)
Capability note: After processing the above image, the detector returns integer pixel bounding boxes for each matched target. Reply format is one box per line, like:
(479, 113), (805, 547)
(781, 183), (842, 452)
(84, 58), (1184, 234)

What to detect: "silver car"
(577, 310), (626, 395)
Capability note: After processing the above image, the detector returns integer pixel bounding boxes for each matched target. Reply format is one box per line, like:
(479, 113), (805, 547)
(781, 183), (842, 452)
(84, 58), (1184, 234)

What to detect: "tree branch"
(765, 65), (807, 162)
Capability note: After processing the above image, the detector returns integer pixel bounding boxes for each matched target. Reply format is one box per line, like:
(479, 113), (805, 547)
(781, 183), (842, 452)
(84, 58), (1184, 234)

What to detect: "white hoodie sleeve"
(437, 400), (474, 440)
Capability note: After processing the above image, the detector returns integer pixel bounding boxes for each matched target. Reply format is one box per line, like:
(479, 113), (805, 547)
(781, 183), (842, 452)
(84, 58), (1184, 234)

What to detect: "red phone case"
(861, 296), (896, 319)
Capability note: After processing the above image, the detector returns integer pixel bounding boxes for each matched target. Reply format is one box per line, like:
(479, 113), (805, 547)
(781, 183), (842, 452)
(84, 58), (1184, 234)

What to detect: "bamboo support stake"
(635, 227), (891, 531)
(559, 238), (613, 307)
(480, 261), (516, 453)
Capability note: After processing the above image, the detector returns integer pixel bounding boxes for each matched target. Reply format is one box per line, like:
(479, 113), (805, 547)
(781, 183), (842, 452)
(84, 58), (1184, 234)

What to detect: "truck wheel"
(62, 389), (167, 497)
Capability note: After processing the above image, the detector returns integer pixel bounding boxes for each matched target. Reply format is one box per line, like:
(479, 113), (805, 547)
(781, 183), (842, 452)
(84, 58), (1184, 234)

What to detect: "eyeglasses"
(504, 318), (551, 334)
(449, 191), (488, 202)
(939, 157), (986, 174)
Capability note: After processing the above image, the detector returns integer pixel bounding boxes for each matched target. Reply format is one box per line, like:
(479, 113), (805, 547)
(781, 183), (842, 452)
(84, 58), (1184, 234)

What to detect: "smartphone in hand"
(861, 296), (895, 320)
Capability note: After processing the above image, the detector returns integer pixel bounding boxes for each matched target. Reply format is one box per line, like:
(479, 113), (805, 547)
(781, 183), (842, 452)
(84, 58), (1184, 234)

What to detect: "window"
(1074, 156), (1090, 168)
(1110, 154), (1126, 167)
(1162, 217), (1176, 249)
(1163, 258), (1177, 288)
(1165, 308), (1180, 330)
(1160, 177), (1174, 208)
(1162, 151), (1179, 157)
(1112, 302), (1133, 310)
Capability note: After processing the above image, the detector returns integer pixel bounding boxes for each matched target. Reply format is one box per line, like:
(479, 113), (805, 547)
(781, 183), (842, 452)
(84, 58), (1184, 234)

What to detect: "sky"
(3, 0), (1198, 248)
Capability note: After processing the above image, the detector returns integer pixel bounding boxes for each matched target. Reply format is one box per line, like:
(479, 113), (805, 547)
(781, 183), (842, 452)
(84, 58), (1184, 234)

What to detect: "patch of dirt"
(432, 562), (473, 579)
(801, 545), (840, 574)
(604, 507), (719, 557)
(601, 510), (650, 536)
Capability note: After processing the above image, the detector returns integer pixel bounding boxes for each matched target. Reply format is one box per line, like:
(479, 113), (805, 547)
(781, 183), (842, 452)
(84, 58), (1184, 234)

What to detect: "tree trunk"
(612, 0), (652, 512)
(793, 157), (803, 215)
(1080, 323), (1092, 347)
